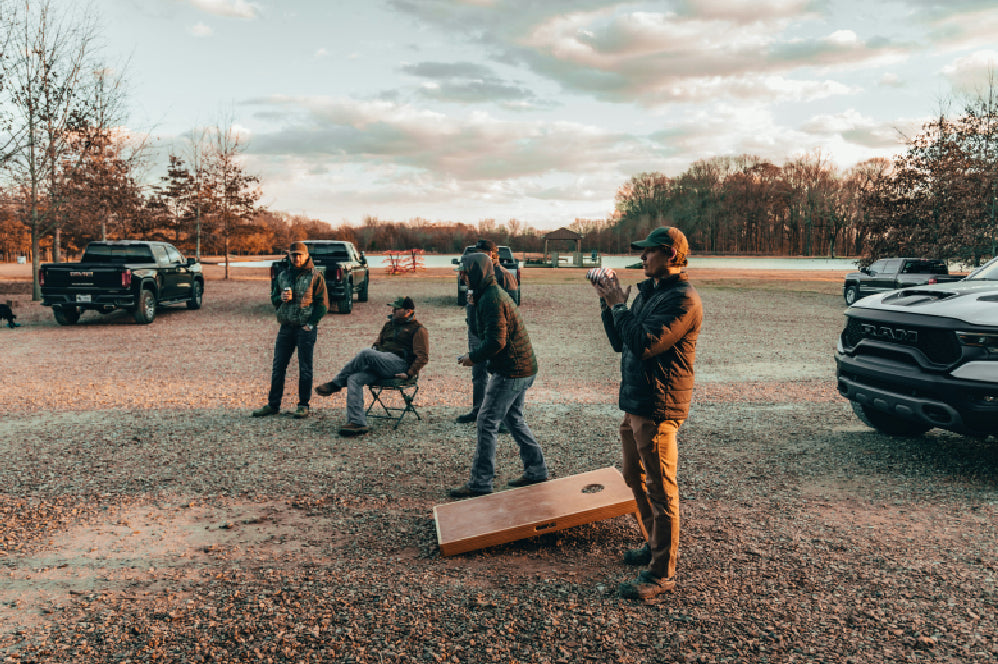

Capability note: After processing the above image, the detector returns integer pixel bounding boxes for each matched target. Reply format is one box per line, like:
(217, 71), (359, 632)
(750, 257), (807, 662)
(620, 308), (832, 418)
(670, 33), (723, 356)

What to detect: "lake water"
(218, 255), (859, 271)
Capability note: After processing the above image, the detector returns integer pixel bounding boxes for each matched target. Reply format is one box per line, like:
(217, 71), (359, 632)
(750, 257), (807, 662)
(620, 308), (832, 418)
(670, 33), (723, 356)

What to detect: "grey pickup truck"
(40, 241), (203, 325)
(842, 258), (963, 305)
(836, 257), (998, 438)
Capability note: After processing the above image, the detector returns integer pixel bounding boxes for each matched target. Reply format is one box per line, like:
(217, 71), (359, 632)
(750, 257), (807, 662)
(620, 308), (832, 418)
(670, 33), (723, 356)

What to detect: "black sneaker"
(623, 543), (651, 566)
(618, 570), (676, 600)
(447, 484), (491, 498)
(507, 475), (548, 488)
(455, 411), (478, 423)
(315, 381), (341, 396)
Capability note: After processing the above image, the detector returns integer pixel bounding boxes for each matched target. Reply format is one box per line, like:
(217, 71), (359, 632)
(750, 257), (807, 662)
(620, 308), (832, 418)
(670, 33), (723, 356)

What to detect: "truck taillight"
(335, 267), (343, 281)
(271, 264), (278, 280)
(122, 269), (132, 288)
(928, 277), (937, 284)
(39, 269), (45, 286)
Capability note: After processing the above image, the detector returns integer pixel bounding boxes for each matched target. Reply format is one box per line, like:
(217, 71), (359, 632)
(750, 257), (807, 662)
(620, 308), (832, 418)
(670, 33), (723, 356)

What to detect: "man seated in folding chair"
(315, 295), (429, 436)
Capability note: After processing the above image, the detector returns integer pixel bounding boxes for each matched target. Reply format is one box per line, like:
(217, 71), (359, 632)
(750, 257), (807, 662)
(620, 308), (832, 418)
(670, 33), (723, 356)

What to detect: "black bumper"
(42, 293), (136, 308)
(836, 354), (998, 436)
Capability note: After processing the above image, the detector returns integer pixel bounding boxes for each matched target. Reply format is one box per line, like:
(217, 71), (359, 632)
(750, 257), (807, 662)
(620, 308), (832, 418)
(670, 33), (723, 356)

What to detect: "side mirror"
(451, 258), (459, 265)
(359, 252), (367, 264)
(860, 267), (870, 275)
(186, 257), (197, 266)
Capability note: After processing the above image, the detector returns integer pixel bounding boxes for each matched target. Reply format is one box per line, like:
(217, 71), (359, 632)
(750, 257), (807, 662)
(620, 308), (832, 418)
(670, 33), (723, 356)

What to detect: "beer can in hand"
(586, 267), (616, 285)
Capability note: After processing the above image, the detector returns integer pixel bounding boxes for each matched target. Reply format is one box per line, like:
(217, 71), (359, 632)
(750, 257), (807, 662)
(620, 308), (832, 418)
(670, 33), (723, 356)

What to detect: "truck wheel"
(340, 281), (353, 314)
(134, 289), (157, 324)
(186, 281), (203, 310)
(844, 284), (860, 306)
(358, 277), (369, 302)
(851, 402), (931, 437)
(53, 305), (80, 326)
(457, 286), (467, 306)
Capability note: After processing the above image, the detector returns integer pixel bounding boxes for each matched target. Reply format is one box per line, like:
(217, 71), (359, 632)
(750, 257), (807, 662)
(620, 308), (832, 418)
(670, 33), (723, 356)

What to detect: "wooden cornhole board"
(433, 467), (637, 556)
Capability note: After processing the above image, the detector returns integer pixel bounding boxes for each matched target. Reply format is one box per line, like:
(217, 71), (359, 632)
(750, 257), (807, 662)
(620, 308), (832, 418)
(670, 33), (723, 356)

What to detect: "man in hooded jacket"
(448, 253), (548, 498)
(253, 241), (329, 419)
(455, 238), (519, 426)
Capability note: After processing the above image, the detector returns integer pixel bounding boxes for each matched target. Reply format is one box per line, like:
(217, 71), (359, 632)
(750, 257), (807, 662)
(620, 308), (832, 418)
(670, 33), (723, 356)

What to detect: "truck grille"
(843, 318), (962, 365)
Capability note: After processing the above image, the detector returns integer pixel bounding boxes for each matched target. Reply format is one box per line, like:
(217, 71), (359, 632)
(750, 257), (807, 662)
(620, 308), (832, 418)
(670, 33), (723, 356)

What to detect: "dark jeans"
(268, 324), (317, 409)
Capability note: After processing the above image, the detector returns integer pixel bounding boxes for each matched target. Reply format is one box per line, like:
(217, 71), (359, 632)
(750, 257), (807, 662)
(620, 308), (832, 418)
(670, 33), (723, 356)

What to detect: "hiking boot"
(315, 381), (342, 396)
(447, 484), (491, 498)
(623, 543), (651, 566)
(508, 475), (548, 488)
(618, 570), (676, 600)
(455, 411), (478, 423)
(293, 405), (309, 419)
(499, 423), (509, 434)
(252, 404), (280, 417)
(339, 422), (369, 437)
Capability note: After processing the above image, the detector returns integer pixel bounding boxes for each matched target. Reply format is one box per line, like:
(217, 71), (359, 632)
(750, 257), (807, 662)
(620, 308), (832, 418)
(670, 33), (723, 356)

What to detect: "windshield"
(307, 245), (350, 260)
(966, 259), (998, 281)
(82, 245), (155, 263)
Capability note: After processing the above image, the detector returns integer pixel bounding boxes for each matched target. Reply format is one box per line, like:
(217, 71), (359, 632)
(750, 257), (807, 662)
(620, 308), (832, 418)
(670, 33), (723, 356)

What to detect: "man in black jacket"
(595, 226), (702, 600)
(455, 239), (519, 425)
(448, 253), (548, 498)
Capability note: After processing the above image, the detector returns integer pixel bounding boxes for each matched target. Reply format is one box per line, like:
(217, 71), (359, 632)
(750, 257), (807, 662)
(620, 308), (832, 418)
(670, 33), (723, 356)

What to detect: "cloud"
(314, 48), (329, 58)
(400, 61), (542, 105)
(245, 95), (645, 183)
(187, 22), (213, 37)
(185, 0), (260, 19)
(390, 1), (905, 106)
(941, 50), (998, 91)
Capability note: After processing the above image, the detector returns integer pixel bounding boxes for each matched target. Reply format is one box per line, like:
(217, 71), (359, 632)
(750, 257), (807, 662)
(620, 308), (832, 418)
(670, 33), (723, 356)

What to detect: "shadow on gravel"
(830, 427), (998, 485)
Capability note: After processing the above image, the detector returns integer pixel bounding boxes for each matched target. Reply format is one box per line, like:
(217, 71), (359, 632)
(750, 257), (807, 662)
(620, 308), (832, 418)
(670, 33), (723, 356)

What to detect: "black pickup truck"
(270, 240), (369, 314)
(452, 245), (521, 305)
(40, 241), (204, 325)
(842, 257), (963, 305)
(836, 257), (998, 438)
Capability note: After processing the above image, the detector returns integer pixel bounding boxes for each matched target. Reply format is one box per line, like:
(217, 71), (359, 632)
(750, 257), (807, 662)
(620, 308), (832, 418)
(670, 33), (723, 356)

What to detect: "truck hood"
(851, 281), (998, 326)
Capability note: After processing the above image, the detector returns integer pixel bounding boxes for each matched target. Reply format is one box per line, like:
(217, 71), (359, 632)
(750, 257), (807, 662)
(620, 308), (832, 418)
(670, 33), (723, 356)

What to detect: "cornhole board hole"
(433, 467), (637, 556)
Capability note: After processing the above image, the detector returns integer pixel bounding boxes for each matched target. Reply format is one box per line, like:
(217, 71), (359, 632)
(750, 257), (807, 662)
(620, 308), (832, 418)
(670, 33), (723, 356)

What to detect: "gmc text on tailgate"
(835, 257), (998, 438)
(40, 241), (204, 325)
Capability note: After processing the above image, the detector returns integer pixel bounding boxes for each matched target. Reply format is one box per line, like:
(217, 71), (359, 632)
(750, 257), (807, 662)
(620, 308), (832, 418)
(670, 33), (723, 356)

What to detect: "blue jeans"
(331, 348), (408, 426)
(469, 328), (487, 414)
(268, 324), (317, 409)
(468, 374), (548, 492)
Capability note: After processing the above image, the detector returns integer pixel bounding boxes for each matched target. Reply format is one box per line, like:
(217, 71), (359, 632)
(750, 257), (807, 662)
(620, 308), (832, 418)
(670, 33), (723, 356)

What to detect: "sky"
(73, 0), (998, 230)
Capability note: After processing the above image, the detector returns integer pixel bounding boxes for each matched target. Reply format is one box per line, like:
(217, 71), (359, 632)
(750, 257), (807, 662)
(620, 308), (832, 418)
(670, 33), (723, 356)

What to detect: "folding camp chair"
(365, 375), (421, 428)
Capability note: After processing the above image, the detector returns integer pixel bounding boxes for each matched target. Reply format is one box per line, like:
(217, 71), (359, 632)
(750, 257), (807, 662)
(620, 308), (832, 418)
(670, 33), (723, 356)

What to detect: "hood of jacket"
(462, 253), (495, 292)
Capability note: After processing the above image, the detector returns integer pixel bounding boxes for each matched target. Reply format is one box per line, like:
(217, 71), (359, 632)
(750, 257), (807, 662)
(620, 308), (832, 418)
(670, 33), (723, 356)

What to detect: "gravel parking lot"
(1, 267), (995, 663)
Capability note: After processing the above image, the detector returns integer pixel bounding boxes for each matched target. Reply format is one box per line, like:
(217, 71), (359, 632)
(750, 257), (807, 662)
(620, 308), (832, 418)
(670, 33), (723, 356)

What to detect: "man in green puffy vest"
(253, 241), (329, 419)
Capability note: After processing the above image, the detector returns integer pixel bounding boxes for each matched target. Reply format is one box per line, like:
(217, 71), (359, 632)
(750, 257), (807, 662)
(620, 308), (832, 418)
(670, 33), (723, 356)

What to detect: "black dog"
(0, 303), (20, 328)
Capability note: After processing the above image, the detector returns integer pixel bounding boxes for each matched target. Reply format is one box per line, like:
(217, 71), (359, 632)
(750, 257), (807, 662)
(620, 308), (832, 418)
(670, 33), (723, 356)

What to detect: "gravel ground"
(1, 269), (995, 663)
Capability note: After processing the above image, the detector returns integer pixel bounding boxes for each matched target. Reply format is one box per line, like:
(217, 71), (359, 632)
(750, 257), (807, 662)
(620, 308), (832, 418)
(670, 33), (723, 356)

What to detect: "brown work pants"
(620, 413), (682, 579)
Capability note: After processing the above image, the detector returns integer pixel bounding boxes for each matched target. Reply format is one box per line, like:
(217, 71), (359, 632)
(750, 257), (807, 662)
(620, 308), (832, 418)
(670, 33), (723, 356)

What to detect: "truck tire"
(844, 284), (860, 306)
(340, 281), (353, 314)
(53, 305), (80, 326)
(358, 276), (369, 302)
(851, 402), (932, 437)
(457, 287), (467, 307)
(186, 281), (203, 310)
(134, 289), (157, 324)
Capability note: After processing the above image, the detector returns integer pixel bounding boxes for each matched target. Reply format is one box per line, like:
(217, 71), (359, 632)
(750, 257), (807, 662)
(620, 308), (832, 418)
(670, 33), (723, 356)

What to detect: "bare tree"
(0, 0), (103, 299)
